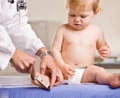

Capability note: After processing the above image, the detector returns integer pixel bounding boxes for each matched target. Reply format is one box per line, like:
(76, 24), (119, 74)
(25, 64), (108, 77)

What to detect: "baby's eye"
(69, 14), (76, 17)
(81, 15), (87, 18)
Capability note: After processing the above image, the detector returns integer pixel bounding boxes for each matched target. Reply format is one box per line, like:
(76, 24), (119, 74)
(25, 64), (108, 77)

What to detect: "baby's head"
(66, 0), (100, 14)
(65, 0), (100, 30)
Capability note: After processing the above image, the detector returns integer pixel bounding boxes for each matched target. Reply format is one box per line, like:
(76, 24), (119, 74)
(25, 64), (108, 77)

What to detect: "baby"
(52, 0), (120, 88)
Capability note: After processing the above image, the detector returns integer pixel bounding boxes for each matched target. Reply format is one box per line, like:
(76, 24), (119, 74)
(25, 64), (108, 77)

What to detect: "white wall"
(26, 0), (120, 56)
(26, 0), (66, 22)
(94, 0), (120, 55)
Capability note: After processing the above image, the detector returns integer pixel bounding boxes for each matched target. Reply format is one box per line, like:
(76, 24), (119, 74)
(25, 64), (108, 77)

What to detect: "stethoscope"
(8, 0), (14, 3)
(8, 0), (27, 23)
(8, 0), (27, 12)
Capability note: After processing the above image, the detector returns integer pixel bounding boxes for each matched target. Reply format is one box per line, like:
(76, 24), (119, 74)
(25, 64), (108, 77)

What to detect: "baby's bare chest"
(63, 32), (97, 47)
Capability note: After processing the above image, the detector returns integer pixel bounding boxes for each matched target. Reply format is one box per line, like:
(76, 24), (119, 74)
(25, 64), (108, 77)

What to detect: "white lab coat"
(0, 0), (44, 71)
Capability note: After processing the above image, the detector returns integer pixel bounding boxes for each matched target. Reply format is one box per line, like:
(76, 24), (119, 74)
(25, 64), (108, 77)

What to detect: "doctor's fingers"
(22, 59), (36, 73)
(13, 62), (27, 73)
(15, 66), (32, 73)
(14, 61), (35, 73)
(44, 67), (63, 87)
(24, 57), (36, 67)
(40, 63), (46, 75)
(30, 65), (38, 80)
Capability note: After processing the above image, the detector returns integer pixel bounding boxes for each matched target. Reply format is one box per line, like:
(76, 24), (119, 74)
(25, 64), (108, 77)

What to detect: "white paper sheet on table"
(0, 76), (96, 88)
(0, 76), (38, 88)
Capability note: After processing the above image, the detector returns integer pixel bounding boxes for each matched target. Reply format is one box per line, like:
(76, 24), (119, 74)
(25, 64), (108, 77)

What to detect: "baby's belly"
(62, 49), (94, 67)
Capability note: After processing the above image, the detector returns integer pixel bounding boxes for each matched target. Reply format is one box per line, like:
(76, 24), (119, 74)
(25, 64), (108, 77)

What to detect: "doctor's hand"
(40, 54), (63, 89)
(10, 48), (36, 73)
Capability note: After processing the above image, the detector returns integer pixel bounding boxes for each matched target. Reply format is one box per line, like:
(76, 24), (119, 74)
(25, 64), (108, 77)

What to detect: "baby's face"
(67, 5), (96, 30)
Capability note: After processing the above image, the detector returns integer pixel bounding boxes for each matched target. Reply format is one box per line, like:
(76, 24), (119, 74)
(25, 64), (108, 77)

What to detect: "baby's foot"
(31, 72), (50, 90)
(109, 73), (120, 88)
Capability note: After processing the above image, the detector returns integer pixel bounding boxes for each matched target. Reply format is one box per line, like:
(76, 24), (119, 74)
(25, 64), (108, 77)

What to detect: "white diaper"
(60, 68), (85, 85)
(68, 68), (85, 84)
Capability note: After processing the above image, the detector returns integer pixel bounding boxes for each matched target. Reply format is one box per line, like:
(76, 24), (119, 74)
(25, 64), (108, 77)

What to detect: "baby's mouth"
(74, 23), (82, 26)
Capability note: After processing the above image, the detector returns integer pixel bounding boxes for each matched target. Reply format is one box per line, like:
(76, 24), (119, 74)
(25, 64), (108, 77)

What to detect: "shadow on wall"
(28, 20), (62, 50)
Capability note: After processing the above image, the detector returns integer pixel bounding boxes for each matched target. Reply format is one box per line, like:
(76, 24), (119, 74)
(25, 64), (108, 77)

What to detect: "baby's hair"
(65, 0), (100, 14)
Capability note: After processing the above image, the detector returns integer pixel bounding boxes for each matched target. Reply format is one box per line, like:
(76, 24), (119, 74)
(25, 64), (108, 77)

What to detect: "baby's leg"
(81, 66), (120, 88)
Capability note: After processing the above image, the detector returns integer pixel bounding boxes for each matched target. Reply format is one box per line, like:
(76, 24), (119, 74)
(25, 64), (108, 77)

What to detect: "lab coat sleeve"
(0, 25), (16, 71)
(7, 11), (45, 57)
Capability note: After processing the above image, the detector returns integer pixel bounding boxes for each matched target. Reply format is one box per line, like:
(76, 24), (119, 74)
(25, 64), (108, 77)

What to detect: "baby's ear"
(95, 8), (101, 14)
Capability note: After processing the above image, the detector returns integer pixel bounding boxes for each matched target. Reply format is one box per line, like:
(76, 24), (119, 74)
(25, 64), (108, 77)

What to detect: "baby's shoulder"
(90, 24), (103, 34)
(90, 24), (101, 32)
(90, 25), (104, 39)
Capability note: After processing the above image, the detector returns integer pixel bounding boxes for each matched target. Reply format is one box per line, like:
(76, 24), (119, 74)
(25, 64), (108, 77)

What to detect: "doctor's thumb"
(40, 65), (46, 75)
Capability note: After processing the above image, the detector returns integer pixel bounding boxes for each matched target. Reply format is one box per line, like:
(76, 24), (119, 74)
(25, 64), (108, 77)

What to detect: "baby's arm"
(98, 43), (111, 59)
(96, 30), (111, 59)
(51, 25), (75, 79)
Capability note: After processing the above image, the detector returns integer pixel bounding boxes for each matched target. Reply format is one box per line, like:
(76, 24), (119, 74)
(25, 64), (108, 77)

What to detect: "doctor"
(0, 0), (62, 88)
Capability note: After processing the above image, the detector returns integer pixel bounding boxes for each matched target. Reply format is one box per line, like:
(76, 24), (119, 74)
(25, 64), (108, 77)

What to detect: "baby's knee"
(87, 65), (102, 70)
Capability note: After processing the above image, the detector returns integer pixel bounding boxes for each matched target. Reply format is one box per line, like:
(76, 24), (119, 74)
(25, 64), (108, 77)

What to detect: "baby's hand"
(61, 64), (75, 79)
(98, 45), (111, 59)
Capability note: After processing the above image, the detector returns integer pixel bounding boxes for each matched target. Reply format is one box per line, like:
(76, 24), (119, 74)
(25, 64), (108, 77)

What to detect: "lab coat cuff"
(0, 47), (16, 71)
(32, 39), (45, 54)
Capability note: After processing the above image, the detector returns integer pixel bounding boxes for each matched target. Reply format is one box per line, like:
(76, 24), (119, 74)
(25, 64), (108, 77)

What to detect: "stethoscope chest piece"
(17, 0), (27, 12)
(8, 0), (27, 12)
(8, 0), (14, 4)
